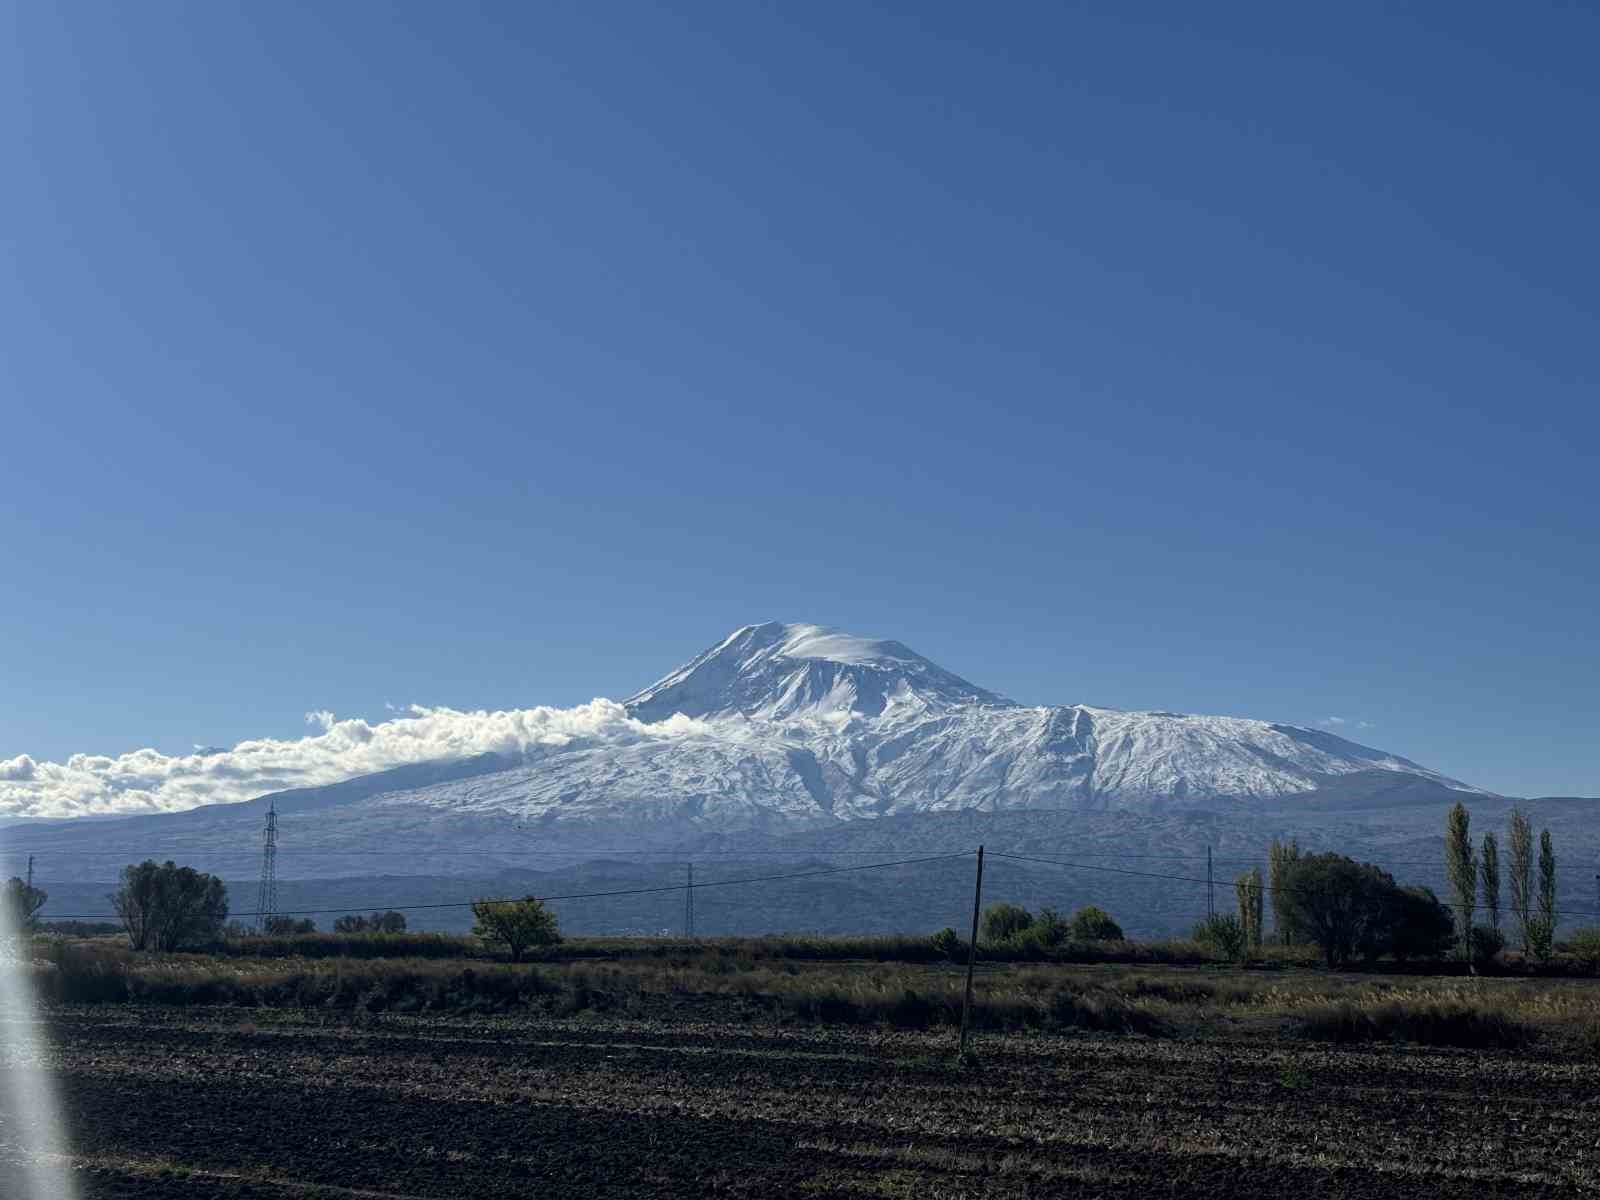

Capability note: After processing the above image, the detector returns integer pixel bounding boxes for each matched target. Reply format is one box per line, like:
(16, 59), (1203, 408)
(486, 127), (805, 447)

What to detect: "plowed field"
(23, 1006), (1600, 1197)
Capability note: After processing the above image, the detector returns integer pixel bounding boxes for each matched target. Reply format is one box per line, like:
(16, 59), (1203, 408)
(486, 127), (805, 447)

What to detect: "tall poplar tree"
(1507, 807), (1534, 953)
(1268, 838), (1301, 945)
(1480, 832), (1500, 933)
(1535, 829), (1558, 961)
(1444, 802), (1476, 966)
(1234, 867), (1264, 950)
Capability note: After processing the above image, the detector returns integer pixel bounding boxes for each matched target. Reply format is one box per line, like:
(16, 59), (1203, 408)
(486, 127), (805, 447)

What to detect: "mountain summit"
(625, 622), (1011, 722)
(605, 622), (1477, 824)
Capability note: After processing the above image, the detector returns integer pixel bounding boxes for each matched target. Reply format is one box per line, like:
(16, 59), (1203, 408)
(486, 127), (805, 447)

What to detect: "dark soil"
(24, 1006), (1599, 1197)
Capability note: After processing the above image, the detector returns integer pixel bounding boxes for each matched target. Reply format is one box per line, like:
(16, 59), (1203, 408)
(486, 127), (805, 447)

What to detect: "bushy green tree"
(265, 916), (316, 935)
(471, 896), (560, 961)
(1, 877), (48, 932)
(930, 927), (961, 961)
(1279, 854), (1396, 969)
(1385, 886), (1455, 962)
(980, 902), (1033, 944)
(1066, 906), (1123, 942)
(110, 861), (228, 952)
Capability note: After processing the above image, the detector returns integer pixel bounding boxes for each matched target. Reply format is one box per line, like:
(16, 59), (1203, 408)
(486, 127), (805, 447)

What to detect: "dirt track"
(20, 1006), (1599, 1197)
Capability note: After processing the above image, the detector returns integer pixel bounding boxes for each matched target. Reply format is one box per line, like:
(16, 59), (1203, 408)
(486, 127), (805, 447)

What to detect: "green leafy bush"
(1031, 907), (1070, 949)
(1066, 906), (1123, 942)
(980, 903), (1033, 944)
(1529, 917), (1555, 963)
(1192, 914), (1248, 961)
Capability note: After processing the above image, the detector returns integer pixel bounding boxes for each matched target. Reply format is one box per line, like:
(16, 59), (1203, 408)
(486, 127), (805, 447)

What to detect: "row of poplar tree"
(1230, 802), (1558, 966)
(1441, 801), (1559, 960)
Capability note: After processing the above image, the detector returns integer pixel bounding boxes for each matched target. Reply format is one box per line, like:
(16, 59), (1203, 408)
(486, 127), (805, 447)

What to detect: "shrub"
(1298, 998), (1534, 1050)
(38, 920), (122, 938)
(980, 903), (1032, 944)
(1067, 906), (1123, 942)
(1528, 917), (1555, 964)
(1469, 924), (1505, 967)
(333, 911), (408, 934)
(1193, 914), (1248, 961)
(264, 916), (317, 935)
(1568, 928), (1600, 973)
(930, 927), (962, 961)
(1031, 907), (1070, 949)
(218, 931), (475, 960)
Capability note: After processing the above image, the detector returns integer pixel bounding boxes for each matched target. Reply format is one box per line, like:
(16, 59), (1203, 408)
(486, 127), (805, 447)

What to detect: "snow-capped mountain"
(344, 622), (1475, 833)
(21, 625), (1481, 865)
(17, 623), (1502, 933)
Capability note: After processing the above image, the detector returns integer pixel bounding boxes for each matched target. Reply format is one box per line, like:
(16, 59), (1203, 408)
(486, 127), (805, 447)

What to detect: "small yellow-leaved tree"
(470, 896), (561, 962)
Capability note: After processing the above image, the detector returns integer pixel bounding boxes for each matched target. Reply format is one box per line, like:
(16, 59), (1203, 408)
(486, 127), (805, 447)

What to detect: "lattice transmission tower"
(254, 800), (279, 932)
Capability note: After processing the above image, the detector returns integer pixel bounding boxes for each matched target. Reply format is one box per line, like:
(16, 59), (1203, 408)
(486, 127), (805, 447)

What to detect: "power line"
(0, 844), (1493, 867)
(37, 850), (975, 922)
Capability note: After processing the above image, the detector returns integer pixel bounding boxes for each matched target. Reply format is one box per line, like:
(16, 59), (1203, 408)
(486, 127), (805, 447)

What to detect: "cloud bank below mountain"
(0, 701), (710, 820)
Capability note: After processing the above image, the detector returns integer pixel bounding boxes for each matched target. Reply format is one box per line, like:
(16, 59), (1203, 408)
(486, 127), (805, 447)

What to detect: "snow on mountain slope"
(625, 622), (1010, 722)
(348, 622), (1478, 832)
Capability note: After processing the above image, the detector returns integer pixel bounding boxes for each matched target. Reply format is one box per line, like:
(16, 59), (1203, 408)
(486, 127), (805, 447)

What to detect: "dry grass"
(34, 937), (1600, 1052)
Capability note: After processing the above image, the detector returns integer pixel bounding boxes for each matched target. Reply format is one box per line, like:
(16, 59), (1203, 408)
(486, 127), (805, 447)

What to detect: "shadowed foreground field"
(30, 1001), (1600, 1199)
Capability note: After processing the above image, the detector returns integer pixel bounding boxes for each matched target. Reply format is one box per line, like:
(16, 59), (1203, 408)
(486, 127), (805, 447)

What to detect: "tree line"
(1242, 802), (1558, 969)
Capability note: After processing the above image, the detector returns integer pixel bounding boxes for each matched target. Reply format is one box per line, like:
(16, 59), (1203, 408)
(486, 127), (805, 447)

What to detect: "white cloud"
(1317, 716), (1375, 732)
(0, 755), (38, 782)
(0, 701), (717, 821)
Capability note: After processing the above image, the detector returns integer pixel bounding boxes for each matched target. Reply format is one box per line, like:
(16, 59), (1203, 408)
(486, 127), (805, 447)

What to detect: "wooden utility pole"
(1207, 846), (1214, 917)
(684, 863), (695, 938)
(958, 845), (985, 1060)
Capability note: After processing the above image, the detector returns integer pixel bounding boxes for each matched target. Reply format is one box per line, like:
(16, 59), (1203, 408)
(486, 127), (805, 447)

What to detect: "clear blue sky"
(3, 3), (1595, 798)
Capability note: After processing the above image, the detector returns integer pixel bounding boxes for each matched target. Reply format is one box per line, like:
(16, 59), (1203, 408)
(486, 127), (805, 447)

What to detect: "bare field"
(20, 996), (1597, 1199)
